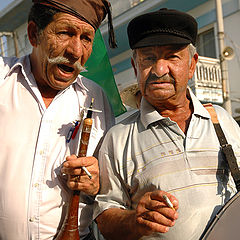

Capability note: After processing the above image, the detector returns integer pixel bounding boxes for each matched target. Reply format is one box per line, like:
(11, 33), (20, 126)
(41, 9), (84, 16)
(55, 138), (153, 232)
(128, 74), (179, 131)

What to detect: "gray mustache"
(144, 73), (175, 95)
(147, 73), (175, 84)
(47, 56), (85, 72)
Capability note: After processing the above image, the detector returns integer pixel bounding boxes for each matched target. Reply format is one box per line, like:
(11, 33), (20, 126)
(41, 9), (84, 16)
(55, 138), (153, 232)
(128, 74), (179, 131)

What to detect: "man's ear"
(131, 58), (137, 77)
(189, 53), (198, 79)
(27, 21), (39, 47)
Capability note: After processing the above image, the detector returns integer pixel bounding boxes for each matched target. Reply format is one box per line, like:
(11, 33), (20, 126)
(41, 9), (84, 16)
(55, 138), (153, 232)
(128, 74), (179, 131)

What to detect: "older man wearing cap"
(0, 1), (117, 239)
(93, 8), (240, 240)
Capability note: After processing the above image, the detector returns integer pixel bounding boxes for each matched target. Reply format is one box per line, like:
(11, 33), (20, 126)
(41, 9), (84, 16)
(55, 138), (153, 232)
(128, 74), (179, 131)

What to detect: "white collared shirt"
(0, 55), (114, 240)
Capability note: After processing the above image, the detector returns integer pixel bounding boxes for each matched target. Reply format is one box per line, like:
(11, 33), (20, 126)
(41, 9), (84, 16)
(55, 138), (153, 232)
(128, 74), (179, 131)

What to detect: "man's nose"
(152, 59), (170, 77)
(65, 37), (83, 61)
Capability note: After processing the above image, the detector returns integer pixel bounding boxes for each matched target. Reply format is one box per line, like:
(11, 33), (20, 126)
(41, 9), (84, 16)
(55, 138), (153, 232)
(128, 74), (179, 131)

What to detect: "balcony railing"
(189, 56), (223, 104)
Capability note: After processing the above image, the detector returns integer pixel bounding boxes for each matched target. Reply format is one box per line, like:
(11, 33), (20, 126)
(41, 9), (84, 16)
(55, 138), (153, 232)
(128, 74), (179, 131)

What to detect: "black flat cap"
(127, 8), (198, 49)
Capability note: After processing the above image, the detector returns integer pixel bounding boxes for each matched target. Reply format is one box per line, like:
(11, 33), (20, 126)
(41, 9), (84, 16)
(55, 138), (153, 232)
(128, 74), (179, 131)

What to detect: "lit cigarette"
(163, 194), (175, 210)
(82, 166), (92, 179)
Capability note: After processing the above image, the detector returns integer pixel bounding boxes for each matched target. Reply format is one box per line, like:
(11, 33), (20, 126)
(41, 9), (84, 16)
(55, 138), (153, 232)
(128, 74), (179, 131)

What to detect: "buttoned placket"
(28, 115), (52, 240)
(27, 83), (85, 239)
(162, 117), (185, 147)
(27, 85), (71, 239)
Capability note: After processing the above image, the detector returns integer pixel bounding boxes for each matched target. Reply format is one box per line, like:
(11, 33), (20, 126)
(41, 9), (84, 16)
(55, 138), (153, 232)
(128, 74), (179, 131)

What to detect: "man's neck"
(37, 83), (59, 108)
(156, 97), (193, 134)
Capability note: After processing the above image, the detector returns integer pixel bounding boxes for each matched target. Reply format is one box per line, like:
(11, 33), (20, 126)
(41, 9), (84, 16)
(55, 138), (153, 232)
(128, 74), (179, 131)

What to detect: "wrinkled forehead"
(51, 12), (95, 32)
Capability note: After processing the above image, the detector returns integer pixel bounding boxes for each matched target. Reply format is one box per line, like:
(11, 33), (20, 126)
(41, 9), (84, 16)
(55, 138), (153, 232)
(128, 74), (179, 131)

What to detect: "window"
(196, 28), (217, 58)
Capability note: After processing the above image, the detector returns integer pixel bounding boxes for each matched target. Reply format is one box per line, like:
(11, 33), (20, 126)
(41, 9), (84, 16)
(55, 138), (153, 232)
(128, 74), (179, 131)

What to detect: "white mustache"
(47, 56), (86, 73)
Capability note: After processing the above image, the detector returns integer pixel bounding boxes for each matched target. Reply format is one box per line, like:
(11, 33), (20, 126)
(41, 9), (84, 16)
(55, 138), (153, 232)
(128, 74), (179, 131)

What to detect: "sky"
(0, 0), (14, 11)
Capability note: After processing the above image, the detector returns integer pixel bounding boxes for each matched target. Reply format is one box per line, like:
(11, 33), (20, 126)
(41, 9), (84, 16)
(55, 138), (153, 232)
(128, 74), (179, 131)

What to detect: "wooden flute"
(55, 98), (94, 240)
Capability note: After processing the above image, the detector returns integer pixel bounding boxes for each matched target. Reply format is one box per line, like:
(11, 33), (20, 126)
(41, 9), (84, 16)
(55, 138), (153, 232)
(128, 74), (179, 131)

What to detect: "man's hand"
(96, 190), (179, 240)
(61, 154), (99, 195)
(135, 190), (178, 236)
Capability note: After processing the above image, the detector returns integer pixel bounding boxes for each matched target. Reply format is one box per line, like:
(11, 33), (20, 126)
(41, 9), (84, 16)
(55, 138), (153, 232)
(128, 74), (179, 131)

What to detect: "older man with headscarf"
(0, 0), (116, 239)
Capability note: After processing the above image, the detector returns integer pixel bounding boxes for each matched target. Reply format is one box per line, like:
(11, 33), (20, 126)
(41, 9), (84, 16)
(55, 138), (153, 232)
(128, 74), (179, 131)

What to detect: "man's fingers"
(61, 156), (99, 195)
(136, 212), (171, 234)
(64, 155), (97, 168)
(136, 191), (178, 227)
(138, 200), (178, 225)
(144, 199), (178, 219)
(135, 191), (179, 236)
(150, 191), (179, 211)
(140, 210), (176, 226)
(61, 156), (98, 175)
(62, 166), (87, 175)
(67, 174), (99, 195)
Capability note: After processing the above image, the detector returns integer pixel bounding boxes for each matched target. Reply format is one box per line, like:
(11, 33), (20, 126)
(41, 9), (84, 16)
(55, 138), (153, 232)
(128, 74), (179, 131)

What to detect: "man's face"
(29, 12), (95, 90)
(132, 45), (197, 107)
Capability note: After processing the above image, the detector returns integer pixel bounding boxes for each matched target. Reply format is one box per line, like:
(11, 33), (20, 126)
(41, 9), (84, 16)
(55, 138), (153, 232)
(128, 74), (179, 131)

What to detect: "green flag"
(81, 29), (126, 117)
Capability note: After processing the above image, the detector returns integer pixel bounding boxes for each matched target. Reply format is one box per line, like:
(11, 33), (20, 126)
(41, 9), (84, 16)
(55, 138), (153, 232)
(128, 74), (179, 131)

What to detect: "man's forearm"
(96, 208), (143, 240)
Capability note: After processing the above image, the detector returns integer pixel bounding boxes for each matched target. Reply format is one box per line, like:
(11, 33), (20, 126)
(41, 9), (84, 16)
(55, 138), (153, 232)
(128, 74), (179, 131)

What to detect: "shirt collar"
(5, 55), (39, 91)
(75, 75), (89, 92)
(140, 86), (210, 129)
(188, 87), (210, 119)
(6, 55), (32, 79)
(140, 98), (165, 129)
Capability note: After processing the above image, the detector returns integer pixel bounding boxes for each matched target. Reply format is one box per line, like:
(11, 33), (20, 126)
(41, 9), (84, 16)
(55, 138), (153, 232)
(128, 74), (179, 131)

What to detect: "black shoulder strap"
(204, 103), (240, 192)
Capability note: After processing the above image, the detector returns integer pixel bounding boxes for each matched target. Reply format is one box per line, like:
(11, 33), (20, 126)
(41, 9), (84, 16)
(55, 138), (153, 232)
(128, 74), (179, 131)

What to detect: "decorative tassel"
(104, 1), (117, 48)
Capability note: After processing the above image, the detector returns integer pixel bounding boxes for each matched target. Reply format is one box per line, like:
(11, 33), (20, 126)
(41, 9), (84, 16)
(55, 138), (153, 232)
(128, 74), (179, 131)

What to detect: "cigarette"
(163, 194), (175, 210)
(82, 166), (92, 179)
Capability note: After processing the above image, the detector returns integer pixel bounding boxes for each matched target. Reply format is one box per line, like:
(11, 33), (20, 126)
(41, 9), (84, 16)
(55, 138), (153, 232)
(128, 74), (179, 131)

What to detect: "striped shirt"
(94, 89), (240, 240)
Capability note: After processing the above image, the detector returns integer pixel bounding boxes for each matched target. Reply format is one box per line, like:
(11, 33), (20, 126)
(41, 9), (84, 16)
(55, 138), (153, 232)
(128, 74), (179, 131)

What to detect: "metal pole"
(215, 0), (232, 114)
(0, 36), (4, 56)
(13, 31), (19, 58)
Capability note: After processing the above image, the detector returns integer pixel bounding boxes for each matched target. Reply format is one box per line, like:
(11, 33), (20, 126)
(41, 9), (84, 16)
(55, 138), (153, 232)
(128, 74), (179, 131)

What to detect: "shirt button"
(33, 183), (39, 188)
(29, 217), (35, 222)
